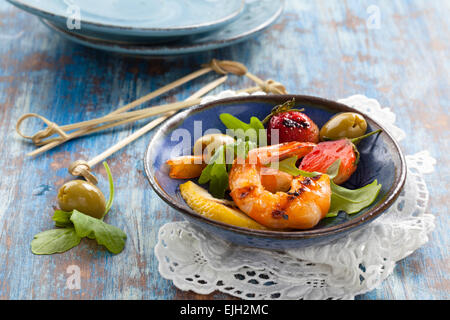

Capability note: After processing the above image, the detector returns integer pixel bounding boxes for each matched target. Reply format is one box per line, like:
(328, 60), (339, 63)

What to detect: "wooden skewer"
(18, 59), (287, 158)
(80, 75), (229, 171)
(25, 69), (217, 156)
(27, 99), (203, 156)
(71, 80), (266, 182)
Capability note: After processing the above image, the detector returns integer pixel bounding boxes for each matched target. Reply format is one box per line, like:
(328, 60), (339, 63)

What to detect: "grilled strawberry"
(300, 139), (357, 184)
(299, 130), (382, 184)
(263, 100), (319, 144)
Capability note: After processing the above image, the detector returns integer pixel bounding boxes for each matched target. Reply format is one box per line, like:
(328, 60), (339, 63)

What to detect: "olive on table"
(57, 180), (106, 219)
(319, 112), (367, 141)
(193, 133), (235, 159)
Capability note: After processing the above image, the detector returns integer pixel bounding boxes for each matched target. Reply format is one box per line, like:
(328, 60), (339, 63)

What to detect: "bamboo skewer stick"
(17, 66), (213, 141)
(22, 69), (216, 156)
(35, 84), (264, 147)
(69, 74), (229, 182)
(26, 99), (203, 156)
(87, 76), (228, 169)
(110, 67), (212, 115)
(17, 59), (288, 159)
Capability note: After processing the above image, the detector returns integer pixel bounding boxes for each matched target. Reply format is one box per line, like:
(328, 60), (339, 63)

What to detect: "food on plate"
(259, 166), (294, 193)
(319, 112), (367, 141)
(57, 179), (106, 219)
(167, 155), (206, 179)
(166, 100), (382, 231)
(32, 162), (127, 255)
(300, 139), (357, 185)
(229, 142), (331, 230)
(168, 148), (299, 194)
(193, 133), (235, 159)
(263, 99), (320, 144)
(300, 130), (381, 184)
(180, 181), (267, 230)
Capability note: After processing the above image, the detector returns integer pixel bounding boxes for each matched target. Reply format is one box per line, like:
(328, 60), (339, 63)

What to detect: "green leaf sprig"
(199, 139), (256, 199)
(327, 180), (381, 218)
(272, 157), (381, 218)
(31, 161), (126, 255)
(324, 159), (382, 217)
(219, 113), (266, 146)
(268, 156), (323, 178)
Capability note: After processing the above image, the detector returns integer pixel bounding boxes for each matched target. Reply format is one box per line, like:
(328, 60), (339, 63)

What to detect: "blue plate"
(144, 95), (407, 250)
(39, 0), (284, 56)
(7, 0), (244, 38)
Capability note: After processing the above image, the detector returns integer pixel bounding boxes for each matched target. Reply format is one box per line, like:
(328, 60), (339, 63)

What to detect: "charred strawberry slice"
(299, 130), (382, 184)
(300, 139), (357, 184)
(263, 100), (320, 144)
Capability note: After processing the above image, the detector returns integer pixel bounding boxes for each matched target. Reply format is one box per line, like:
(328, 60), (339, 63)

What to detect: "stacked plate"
(8, 0), (284, 56)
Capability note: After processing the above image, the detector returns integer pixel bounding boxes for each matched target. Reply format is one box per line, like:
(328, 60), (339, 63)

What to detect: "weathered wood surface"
(0, 0), (448, 300)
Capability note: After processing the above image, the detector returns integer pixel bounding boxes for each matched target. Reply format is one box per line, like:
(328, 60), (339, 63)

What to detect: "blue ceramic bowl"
(144, 95), (406, 249)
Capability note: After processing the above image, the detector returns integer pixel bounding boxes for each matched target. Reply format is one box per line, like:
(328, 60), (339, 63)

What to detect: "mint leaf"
(326, 180), (382, 218)
(70, 210), (126, 254)
(31, 228), (81, 255)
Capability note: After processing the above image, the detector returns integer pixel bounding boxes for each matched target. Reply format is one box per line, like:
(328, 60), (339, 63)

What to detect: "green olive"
(320, 112), (368, 141)
(57, 180), (106, 219)
(193, 134), (235, 158)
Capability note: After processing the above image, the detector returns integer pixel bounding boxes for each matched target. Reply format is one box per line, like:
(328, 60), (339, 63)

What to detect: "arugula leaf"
(267, 157), (380, 218)
(326, 159), (341, 180)
(250, 116), (265, 131)
(31, 161), (126, 255)
(52, 210), (73, 228)
(326, 180), (382, 218)
(227, 139), (256, 160)
(271, 156), (322, 178)
(198, 145), (224, 183)
(103, 161), (114, 217)
(198, 140), (256, 199)
(31, 228), (81, 255)
(206, 146), (229, 199)
(70, 210), (127, 254)
(219, 113), (265, 145)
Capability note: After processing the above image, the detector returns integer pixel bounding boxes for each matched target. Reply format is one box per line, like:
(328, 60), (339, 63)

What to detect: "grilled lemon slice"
(179, 181), (267, 230)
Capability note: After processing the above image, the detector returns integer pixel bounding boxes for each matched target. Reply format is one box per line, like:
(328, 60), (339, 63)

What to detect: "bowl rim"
(144, 94), (407, 240)
(7, 0), (246, 33)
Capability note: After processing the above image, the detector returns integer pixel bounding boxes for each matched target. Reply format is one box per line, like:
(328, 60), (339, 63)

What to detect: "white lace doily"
(154, 92), (436, 300)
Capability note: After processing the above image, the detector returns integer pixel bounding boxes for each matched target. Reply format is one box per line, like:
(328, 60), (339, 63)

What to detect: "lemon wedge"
(179, 181), (267, 230)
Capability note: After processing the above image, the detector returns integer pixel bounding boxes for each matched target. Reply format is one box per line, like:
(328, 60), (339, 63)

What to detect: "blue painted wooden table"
(0, 0), (448, 300)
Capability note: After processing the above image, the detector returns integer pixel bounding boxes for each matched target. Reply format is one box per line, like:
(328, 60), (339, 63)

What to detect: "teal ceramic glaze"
(39, 0), (284, 55)
(6, 0), (245, 37)
(144, 95), (407, 250)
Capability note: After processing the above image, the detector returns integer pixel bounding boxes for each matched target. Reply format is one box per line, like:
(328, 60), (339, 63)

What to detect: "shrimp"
(229, 142), (331, 230)
(167, 155), (205, 179)
(168, 153), (294, 193)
